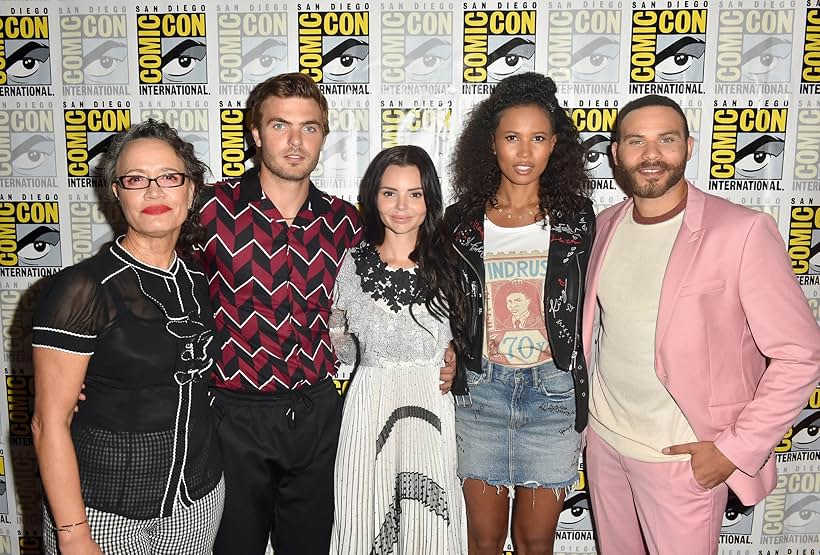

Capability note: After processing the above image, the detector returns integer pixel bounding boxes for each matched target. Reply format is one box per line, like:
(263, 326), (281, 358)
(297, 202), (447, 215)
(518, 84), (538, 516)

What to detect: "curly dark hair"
(101, 118), (210, 259)
(358, 145), (466, 357)
(450, 72), (592, 223)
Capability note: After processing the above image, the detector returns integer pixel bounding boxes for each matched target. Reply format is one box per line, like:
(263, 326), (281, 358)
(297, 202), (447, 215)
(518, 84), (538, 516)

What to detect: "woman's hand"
(439, 343), (456, 394)
(57, 525), (104, 555)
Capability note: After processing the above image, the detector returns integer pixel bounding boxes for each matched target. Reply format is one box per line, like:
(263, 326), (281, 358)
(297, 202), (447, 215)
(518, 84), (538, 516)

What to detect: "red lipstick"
(142, 205), (172, 215)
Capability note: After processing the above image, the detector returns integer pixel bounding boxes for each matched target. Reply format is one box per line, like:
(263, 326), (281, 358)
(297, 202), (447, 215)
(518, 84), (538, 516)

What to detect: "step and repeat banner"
(0, 0), (818, 553)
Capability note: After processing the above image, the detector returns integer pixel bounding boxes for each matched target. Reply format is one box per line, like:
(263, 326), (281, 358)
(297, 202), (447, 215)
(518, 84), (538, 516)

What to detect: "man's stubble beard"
(615, 159), (687, 199)
(260, 149), (320, 183)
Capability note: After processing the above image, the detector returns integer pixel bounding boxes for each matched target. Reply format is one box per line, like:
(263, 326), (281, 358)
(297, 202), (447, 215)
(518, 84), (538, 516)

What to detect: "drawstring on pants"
(284, 390), (315, 428)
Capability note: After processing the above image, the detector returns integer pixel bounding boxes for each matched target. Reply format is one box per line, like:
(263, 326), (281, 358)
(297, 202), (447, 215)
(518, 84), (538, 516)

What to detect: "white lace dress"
(329, 242), (467, 555)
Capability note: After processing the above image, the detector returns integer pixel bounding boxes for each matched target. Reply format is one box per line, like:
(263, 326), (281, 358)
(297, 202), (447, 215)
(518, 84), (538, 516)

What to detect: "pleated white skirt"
(330, 362), (467, 555)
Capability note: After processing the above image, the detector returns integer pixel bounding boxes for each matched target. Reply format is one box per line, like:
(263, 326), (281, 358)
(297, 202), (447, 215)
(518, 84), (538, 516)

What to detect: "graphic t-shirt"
(482, 217), (551, 366)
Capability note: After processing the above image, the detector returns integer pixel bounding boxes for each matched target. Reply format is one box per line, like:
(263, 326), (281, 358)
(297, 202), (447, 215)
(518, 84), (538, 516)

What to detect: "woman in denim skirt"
(444, 72), (595, 554)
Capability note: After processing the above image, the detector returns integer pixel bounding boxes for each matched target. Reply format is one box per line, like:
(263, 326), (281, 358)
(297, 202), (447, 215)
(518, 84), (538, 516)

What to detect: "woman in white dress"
(329, 145), (468, 554)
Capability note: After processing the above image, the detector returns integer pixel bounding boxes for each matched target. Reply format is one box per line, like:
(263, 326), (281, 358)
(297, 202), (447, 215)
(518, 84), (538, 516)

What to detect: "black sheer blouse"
(32, 238), (221, 519)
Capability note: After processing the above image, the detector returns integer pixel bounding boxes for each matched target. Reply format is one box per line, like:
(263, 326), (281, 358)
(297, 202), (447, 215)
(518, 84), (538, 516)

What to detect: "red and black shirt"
(197, 168), (362, 393)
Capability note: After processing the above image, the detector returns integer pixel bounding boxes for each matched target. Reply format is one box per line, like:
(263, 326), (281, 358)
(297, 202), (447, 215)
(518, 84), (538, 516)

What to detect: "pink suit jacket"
(582, 183), (820, 506)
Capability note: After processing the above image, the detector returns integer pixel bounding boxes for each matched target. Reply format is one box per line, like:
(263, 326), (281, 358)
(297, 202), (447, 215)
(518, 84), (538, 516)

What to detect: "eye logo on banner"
(0, 201), (60, 279)
(217, 10), (288, 96)
(628, 9), (707, 95)
(719, 490), (755, 545)
(776, 387), (820, 459)
(136, 11), (208, 95)
(556, 467), (595, 545)
(140, 106), (209, 167)
(298, 10), (370, 95)
(567, 106), (617, 189)
(547, 9), (621, 95)
(715, 9), (793, 95)
(761, 472), (820, 539)
(0, 108), (56, 187)
(788, 205), (820, 286)
(462, 8), (536, 94)
(381, 10), (453, 95)
(70, 198), (122, 264)
(64, 106), (130, 188)
(60, 14), (128, 96)
(794, 104), (820, 194)
(219, 104), (254, 179)
(0, 13), (53, 95)
(801, 9), (820, 95)
(708, 106), (788, 193)
(315, 104), (369, 200)
(381, 102), (453, 181)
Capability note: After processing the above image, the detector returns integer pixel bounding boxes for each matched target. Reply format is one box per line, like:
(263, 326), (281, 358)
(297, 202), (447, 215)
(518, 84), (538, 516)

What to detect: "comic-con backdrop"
(0, 0), (817, 553)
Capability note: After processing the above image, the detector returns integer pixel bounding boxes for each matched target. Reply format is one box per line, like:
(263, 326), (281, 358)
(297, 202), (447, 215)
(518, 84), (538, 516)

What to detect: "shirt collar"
(237, 166), (330, 215)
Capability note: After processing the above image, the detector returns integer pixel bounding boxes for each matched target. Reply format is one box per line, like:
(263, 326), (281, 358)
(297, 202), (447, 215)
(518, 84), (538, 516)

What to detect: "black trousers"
(211, 379), (342, 555)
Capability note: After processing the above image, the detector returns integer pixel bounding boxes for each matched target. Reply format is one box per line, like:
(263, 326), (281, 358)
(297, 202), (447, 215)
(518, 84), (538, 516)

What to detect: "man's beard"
(614, 159), (686, 199)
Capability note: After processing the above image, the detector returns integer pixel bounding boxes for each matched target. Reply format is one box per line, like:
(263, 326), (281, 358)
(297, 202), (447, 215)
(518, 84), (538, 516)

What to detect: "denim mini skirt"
(454, 357), (580, 492)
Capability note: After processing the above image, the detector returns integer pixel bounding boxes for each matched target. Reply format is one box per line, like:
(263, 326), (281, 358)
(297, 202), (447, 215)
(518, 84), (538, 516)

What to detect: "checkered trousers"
(43, 476), (224, 554)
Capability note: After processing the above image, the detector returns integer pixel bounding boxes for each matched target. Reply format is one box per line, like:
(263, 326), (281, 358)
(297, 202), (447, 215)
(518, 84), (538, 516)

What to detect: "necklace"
(493, 200), (540, 221)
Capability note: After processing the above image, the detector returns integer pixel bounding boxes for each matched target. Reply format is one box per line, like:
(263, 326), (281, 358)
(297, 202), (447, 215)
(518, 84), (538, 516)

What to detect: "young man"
(196, 73), (454, 554)
(583, 95), (820, 554)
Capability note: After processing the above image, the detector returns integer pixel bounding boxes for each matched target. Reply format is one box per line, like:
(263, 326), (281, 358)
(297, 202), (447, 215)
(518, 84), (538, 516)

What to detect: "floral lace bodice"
(330, 242), (452, 368)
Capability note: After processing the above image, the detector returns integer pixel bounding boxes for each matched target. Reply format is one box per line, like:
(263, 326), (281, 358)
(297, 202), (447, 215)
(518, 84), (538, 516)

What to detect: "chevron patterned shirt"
(197, 168), (363, 392)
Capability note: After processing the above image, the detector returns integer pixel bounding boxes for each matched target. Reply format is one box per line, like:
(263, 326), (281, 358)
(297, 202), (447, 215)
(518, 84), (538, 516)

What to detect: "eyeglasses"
(116, 173), (188, 190)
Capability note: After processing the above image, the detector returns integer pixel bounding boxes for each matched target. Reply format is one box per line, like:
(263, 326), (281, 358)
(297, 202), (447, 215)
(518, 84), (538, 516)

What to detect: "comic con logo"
(568, 107), (616, 180)
(298, 11), (369, 84)
(382, 11), (452, 84)
(70, 200), (121, 264)
(762, 472), (820, 536)
(547, 10), (621, 83)
(716, 10), (793, 83)
(794, 108), (820, 188)
(64, 108), (131, 182)
(60, 14), (127, 85)
(0, 15), (51, 87)
(0, 109), (55, 177)
(6, 375), (34, 440)
(801, 9), (820, 94)
(709, 108), (787, 180)
(218, 12), (287, 85)
(137, 13), (207, 85)
(0, 454), (7, 516)
(788, 206), (820, 279)
(141, 108), (209, 166)
(381, 106), (452, 173)
(463, 10), (535, 83)
(777, 387), (820, 458)
(0, 288), (33, 365)
(629, 10), (707, 83)
(0, 202), (60, 268)
(219, 106), (254, 178)
(316, 107), (368, 178)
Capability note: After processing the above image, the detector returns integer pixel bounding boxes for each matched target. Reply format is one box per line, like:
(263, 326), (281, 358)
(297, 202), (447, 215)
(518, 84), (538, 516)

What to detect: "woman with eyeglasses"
(32, 119), (224, 555)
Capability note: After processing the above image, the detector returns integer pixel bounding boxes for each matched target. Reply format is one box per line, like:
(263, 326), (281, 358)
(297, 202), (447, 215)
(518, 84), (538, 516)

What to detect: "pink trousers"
(585, 428), (728, 555)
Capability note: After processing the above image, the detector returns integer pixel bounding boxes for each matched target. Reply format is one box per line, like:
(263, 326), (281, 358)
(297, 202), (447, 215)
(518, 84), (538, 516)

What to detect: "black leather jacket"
(444, 198), (596, 432)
